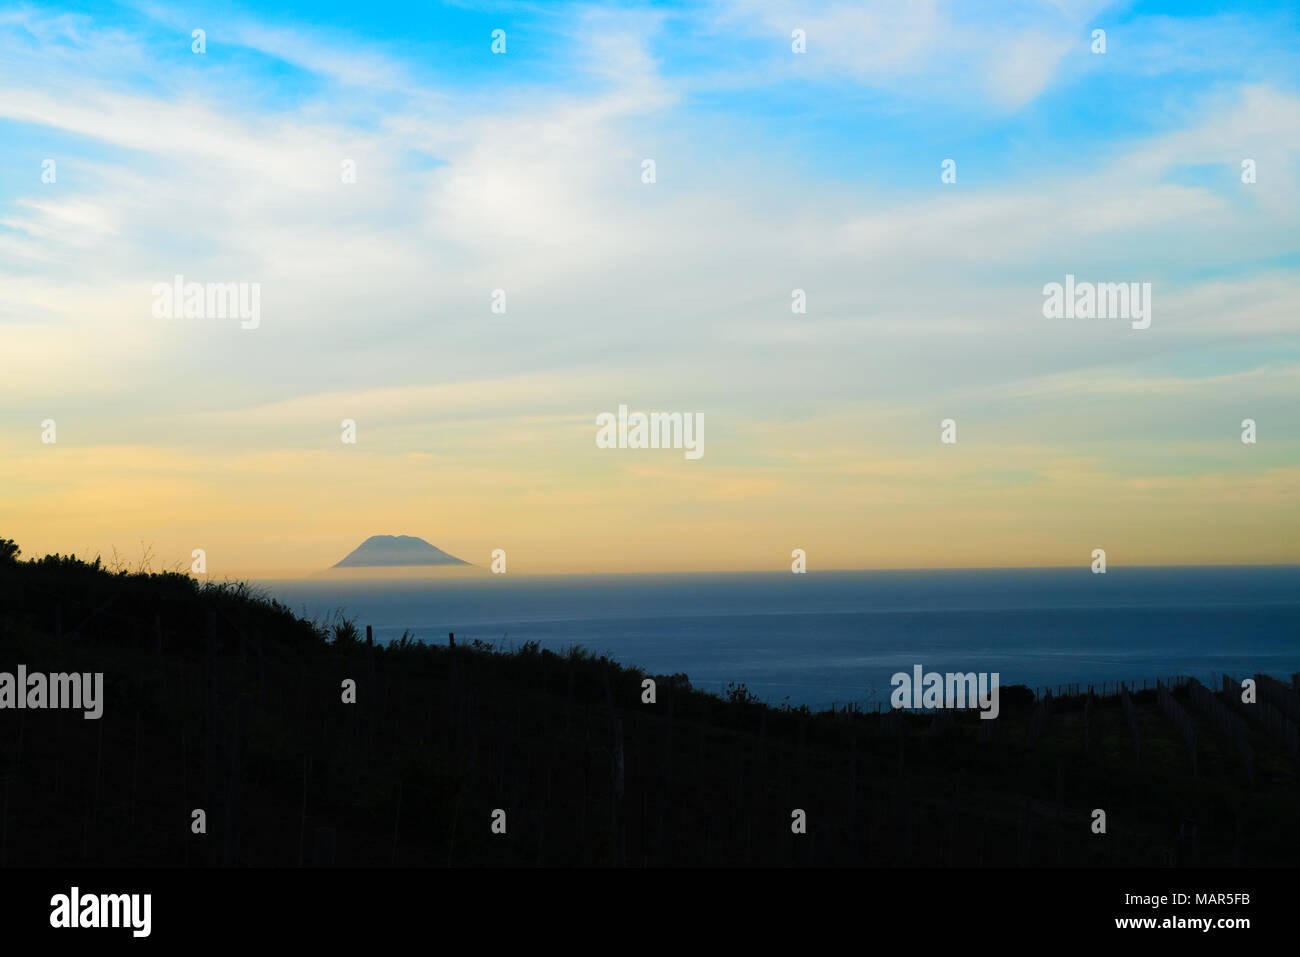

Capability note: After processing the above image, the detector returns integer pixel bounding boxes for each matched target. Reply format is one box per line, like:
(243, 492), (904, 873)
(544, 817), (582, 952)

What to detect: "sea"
(257, 566), (1300, 711)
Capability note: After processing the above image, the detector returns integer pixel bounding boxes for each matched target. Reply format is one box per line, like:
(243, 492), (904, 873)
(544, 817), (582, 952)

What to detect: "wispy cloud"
(0, 0), (1296, 572)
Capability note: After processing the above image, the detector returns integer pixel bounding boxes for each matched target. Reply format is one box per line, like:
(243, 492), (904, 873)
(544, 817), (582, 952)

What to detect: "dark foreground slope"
(0, 542), (1297, 867)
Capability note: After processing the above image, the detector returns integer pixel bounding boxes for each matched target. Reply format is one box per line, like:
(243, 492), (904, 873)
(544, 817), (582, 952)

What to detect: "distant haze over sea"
(259, 566), (1300, 710)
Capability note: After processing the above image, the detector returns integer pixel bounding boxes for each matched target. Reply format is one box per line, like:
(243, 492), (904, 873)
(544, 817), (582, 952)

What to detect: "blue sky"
(4, 1), (1297, 188)
(0, 0), (1297, 573)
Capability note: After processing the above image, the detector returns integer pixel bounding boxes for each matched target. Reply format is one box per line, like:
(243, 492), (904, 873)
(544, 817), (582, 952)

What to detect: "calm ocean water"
(258, 567), (1300, 711)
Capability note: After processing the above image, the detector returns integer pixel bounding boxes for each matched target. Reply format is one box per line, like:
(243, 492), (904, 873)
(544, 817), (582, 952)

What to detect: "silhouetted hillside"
(0, 538), (1296, 867)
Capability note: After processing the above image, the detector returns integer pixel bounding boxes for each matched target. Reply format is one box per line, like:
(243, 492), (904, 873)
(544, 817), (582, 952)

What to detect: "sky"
(0, 0), (1297, 577)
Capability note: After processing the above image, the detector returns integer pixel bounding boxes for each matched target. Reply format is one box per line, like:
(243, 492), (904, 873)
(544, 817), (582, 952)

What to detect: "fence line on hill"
(1187, 678), (1253, 784)
(1034, 676), (1190, 701)
(1249, 674), (1300, 760)
(1257, 674), (1300, 725)
(1220, 674), (1300, 761)
(1157, 679), (1197, 776)
(1120, 683), (1140, 765)
(1027, 691), (1052, 747)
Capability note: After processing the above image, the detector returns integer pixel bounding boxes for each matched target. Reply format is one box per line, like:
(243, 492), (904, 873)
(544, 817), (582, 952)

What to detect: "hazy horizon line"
(243, 560), (1300, 584)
